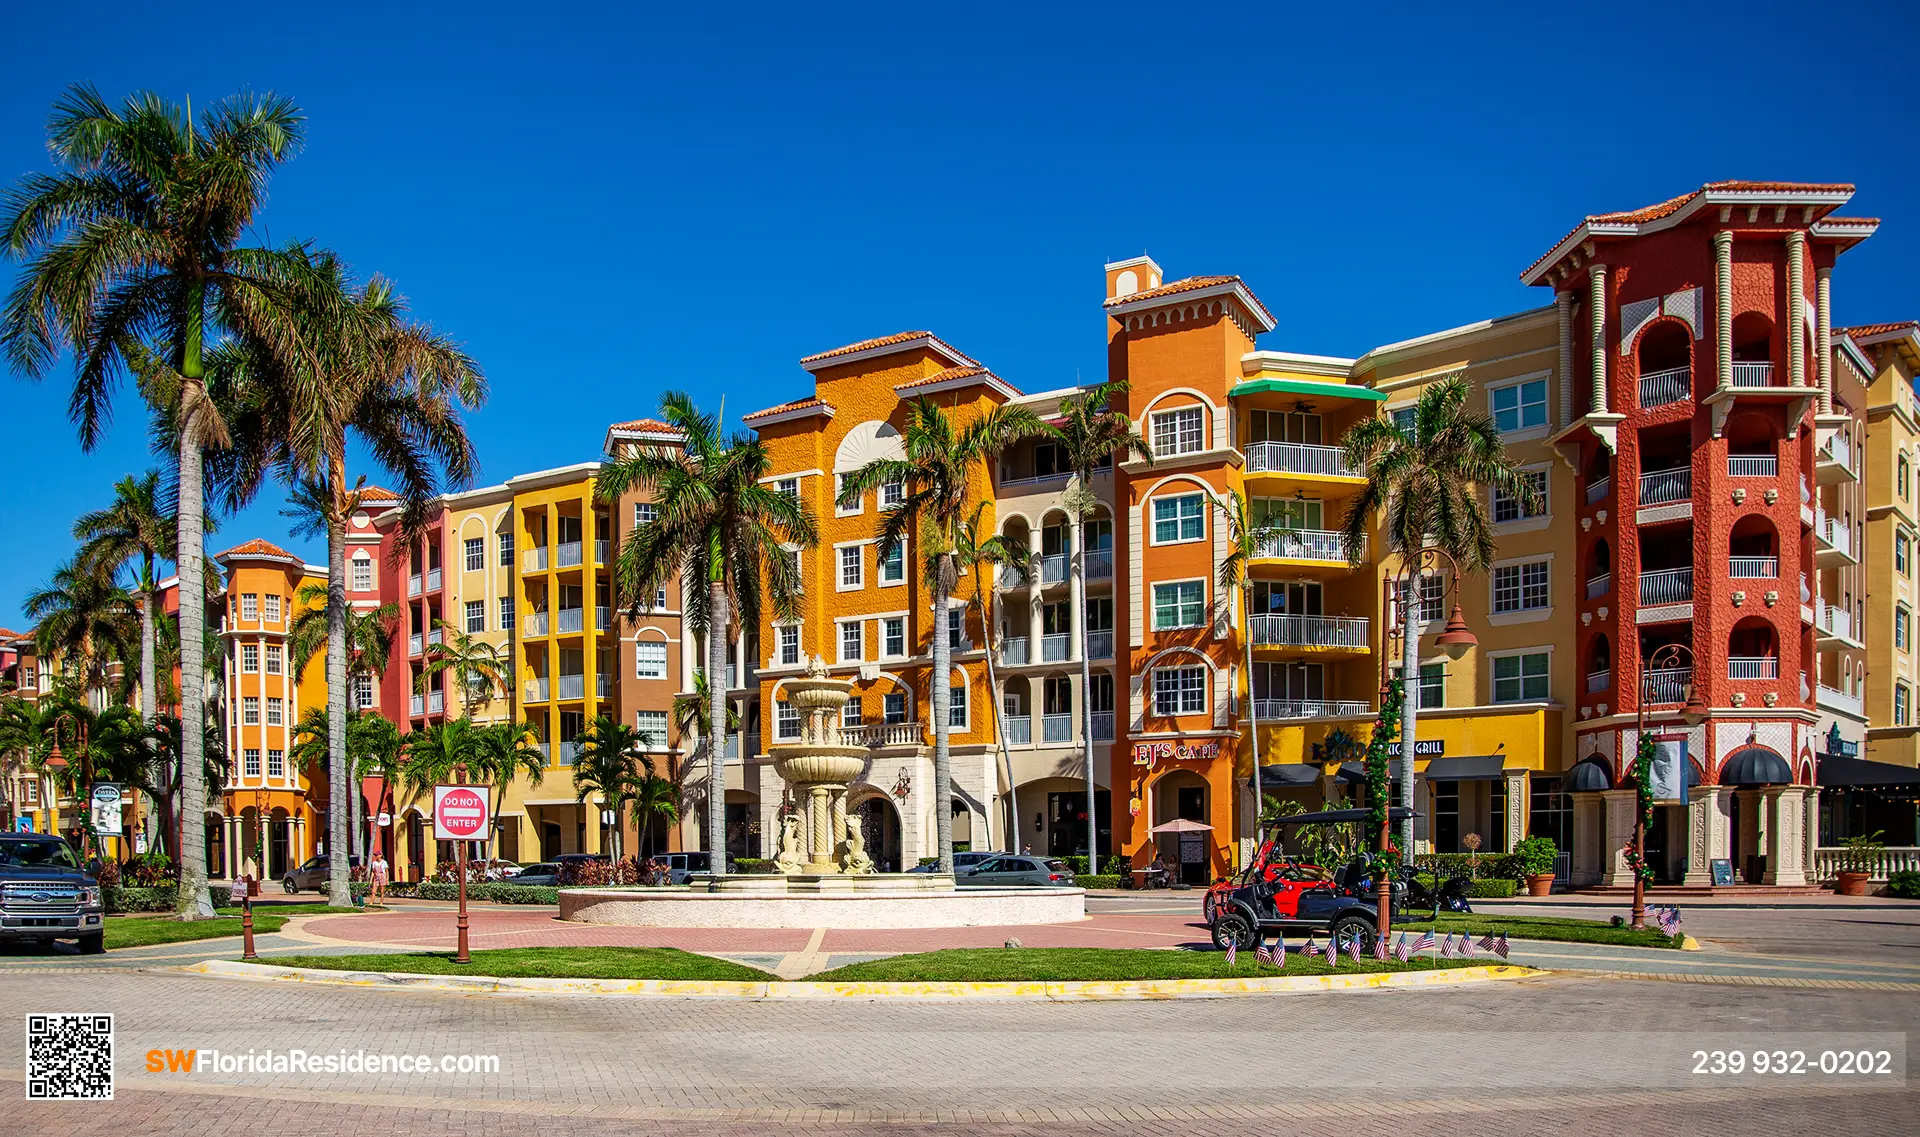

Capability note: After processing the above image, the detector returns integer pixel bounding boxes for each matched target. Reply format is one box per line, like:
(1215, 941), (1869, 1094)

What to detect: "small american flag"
(1254, 941), (1273, 966)
(1273, 931), (1286, 965)
(1225, 938), (1238, 968)
(1493, 933), (1511, 960)
(1323, 937), (1338, 967)
(1373, 933), (1388, 961)
(1477, 931), (1498, 953)
(1302, 934), (1318, 958)
(1393, 932), (1411, 962)
(1440, 933), (1456, 959)
(1655, 906), (1682, 935)
(1409, 930), (1437, 955)
(1459, 931), (1475, 958)
(1346, 934), (1362, 963)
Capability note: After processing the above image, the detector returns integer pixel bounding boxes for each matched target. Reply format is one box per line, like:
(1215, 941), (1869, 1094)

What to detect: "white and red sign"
(433, 784), (492, 841)
(1131, 739), (1222, 767)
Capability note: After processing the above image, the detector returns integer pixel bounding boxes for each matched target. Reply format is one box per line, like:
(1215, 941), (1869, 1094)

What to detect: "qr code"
(26, 1013), (113, 1100)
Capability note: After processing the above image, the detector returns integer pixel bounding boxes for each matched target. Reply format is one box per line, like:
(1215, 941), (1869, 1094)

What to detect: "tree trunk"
(173, 285), (216, 920)
(1245, 592), (1264, 847)
(930, 573), (954, 875)
(139, 581), (157, 858)
(1398, 587), (1419, 853)
(981, 602), (1018, 853)
(1072, 515), (1098, 870)
(325, 467), (352, 907)
(706, 580), (729, 877)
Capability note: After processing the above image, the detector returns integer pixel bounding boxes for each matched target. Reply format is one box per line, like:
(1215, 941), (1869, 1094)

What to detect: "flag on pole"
(1373, 933), (1388, 961)
(1493, 933), (1511, 960)
(1409, 930), (1437, 955)
(1225, 937), (1238, 968)
(1459, 931), (1475, 958)
(1323, 937), (1338, 967)
(1346, 934), (1362, 963)
(1477, 931), (1498, 953)
(1393, 932), (1411, 962)
(1440, 933), (1456, 959)
(1302, 934), (1317, 959)
(1272, 931), (1287, 967)
(1655, 906), (1681, 935)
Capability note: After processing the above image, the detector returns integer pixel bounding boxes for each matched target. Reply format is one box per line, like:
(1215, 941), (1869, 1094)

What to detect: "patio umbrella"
(1149, 818), (1214, 833)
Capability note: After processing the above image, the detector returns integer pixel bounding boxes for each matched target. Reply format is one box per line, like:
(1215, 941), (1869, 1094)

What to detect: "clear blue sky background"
(3, 0), (1914, 626)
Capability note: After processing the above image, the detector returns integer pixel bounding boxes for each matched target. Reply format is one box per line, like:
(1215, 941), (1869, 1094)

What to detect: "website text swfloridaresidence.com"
(147, 1048), (500, 1076)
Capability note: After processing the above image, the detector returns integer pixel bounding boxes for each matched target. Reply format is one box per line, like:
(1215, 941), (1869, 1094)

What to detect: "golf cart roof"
(1272, 807), (1414, 826)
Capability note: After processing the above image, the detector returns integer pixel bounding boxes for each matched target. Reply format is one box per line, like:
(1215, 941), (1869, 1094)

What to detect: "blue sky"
(3, 0), (1915, 625)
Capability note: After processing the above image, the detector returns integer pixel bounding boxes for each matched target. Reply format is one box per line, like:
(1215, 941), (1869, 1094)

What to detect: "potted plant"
(1833, 831), (1884, 897)
(1514, 836), (1559, 896)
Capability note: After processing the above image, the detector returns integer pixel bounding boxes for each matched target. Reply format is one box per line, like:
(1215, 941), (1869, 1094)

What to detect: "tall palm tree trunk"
(1071, 514), (1098, 870)
(706, 575), (729, 877)
(174, 288), (217, 920)
(930, 574), (954, 875)
(981, 613), (1017, 853)
(1398, 590), (1419, 852)
(325, 467), (351, 906)
(139, 578), (157, 855)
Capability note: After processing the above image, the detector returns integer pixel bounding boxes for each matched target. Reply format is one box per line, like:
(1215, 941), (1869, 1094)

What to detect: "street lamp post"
(45, 713), (94, 860)
(1632, 642), (1710, 930)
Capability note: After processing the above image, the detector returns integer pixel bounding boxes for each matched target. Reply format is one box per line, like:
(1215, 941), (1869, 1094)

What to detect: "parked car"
(508, 863), (561, 887)
(648, 851), (710, 884)
(956, 855), (1076, 888)
(0, 834), (104, 954)
(282, 854), (360, 894)
(906, 851), (1000, 876)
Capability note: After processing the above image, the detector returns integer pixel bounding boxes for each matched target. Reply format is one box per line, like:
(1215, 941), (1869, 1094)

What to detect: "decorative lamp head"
(1435, 604), (1477, 660)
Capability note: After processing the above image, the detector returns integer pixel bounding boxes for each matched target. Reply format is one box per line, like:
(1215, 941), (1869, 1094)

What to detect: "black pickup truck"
(0, 834), (105, 953)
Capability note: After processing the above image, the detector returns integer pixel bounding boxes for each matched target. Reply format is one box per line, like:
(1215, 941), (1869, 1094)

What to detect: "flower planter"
(1524, 872), (1555, 897)
(1834, 871), (1872, 897)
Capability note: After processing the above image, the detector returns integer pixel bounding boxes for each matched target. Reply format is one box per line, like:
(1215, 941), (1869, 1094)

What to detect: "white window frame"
(1490, 556), (1552, 622)
(634, 710), (670, 748)
(1898, 605), (1912, 654)
(775, 699), (801, 740)
(268, 749), (284, 778)
(1898, 683), (1913, 727)
(244, 748), (261, 778)
(635, 640), (668, 679)
(878, 540), (906, 586)
(351, 555), (373, 592)
(241, 644), (259, 674)
(266, 698), (283, 727)
(352, 672), (374, 710)
(265, 645), (283, 676)
(882, 615), (907, 660)
(881, 476), (905, 510)
(948, 677), (969, 730)
(1395, 662), (1447, 709)
(465, 599), (485, 633)
(242, 696), (259, 726)
(838, 618), (865, 663)
(263, 594), (281, 623)
(835, 473), (863, 517)
(464, 537), (484, 572)
(883, 690), (908, 724)
(1150, 492), (1206, 546)
(777, 477), (799, 499)
(1492, 466), (1550, 528)
(836, 542), (865, 591)
(240, 593), (258, 621)
(1898, 530), (1912, 577)
(499, 597), (515, 633)
(633, 501), (656, 527)
(1489, 648), (1552, 704)
(1152, 665), (1208, 717)
(1150, 406), (1205, 456)
(1151, 579), (1207, 630)
(1488, 373), (1550, 440)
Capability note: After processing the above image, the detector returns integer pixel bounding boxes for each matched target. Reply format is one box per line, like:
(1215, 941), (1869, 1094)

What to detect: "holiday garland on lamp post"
(1364, 682), (1405, 872)
(1624, 731), (1658, 883)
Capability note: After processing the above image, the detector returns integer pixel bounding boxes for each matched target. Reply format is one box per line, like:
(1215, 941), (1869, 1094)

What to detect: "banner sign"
(433, 784), (492, 841)
(1132, 739), (1222, 766)
(90, 784), (124, 836)
(1648, 738), (1689, 804)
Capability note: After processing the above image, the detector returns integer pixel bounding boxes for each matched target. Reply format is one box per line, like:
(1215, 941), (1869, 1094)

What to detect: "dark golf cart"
(1205, 806), (1413, 951)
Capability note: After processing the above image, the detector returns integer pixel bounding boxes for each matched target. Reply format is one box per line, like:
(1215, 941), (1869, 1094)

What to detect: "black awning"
(1246, 764), (1325, 788)
(1724, 746), (1794, 786)
(1422, 756), (1509, 782)
(1566, 756), (1614, 792)
(1817, 754), (1920, 788)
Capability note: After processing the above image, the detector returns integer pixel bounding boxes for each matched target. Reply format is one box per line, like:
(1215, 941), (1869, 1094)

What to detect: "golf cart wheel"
(1202, 892), (1218, 921)
(1330, 915), (1375, 953)
(1210, 912), (1255, 952)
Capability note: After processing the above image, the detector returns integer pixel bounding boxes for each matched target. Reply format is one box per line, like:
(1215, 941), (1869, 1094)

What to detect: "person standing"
(369, 850), (389, 903)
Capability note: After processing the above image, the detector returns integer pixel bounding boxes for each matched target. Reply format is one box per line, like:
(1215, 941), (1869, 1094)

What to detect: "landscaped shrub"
(1887, 870), (1920, 899)
(1410, 852), (1528, 882)
(732, 858), (779, 875)
(413, 882), (559, 904)
(122, 852), (176, 886)
(105, 884), (177, 913)
(1076, 874), (1122, 890)
(1466, 878), (1517, 899)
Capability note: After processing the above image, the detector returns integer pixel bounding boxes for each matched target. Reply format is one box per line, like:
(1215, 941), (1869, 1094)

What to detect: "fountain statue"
(768, 654), (874, 874)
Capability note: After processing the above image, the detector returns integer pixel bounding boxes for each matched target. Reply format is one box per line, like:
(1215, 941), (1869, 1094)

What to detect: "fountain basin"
(559, 874), (1086, 929)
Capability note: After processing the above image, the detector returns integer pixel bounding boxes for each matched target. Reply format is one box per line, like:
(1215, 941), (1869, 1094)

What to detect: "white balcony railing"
(1003, 716), (1032, 745)
(526, 611), (549, 637)
(1042, 713), (1073, 743)
(557, 541), (583, 568)
(408, 633), (424, 656)
(1250, 699), (1371, 720)
(426, 568), (441, 592)
(1638, 567), (1694, 605)
(1727, 656), (1780, 680)
(1248, 614), (1370, 649)
(595, 605), (611, 630)
(1639, 365), (1691, 408)
(533, 741), (550, 762)
(1731, 361), (1777, 387)
(557, 607), (584, 634)
(426, 627), (442, 648)
(1585, 475), (1611, 505)
(427, 690), (443, 714)
(524, 678), (549, 702)
(1085, 549), (1113, 579)
(1040, 554), (1068, 585)
(998, 562), (1030, 589)
(1817, 685), (1864, 719)
(1813, 846), (1920, 882)
(407, 574), (422, 597)
(1042, 633), (1071, 662)
(557, 674), (585, 700)
(523, 547), (548, 572)
(1091, 712), (1115, 742)
(1727, 455), (1777, 478)
(1000, 637), (1030, 665)
(1638, 467), (1691, 505)
(1728, 556), (1779, 579)
(409, 694), (425, 716)
(596, 673), (611, 697)
(1642, 667), (1692, 704)
(1819, 516), (1851, 558)
(1586, 573), (1611, 600)
(1087, 630), (1114, 659)
(594, 539), (610, 564)
(1244, 441), (1358, 478)
(1256, 528), (1357, 563)
(1820, 601), (1854, 641)
(1585, 670), (1611, 694)
(558, 740), (583, 766)
(848, 721), (921, 748)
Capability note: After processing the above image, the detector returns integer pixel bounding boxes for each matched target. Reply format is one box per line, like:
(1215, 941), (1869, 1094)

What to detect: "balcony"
(1638, 467), (1691, 506)
(998, 563), (1030, 589)
(1638, 567), (1694, 605)
(1642, 667), (1692, 704)
(595, 539), (611, 564)
(1586, 670), (1611, 694)
(1041, 633), (1071, 663)
(1814, 514), (1856, 566)
(1085, 549), (1113, 579)
(1727, 656), (1779, 680)
(596, 673), (611, 698)
(1727, 455), (1777, 478)
(557, 541), (583, 568)
(427, 690), (443, 714)
(557, 673), (585, 700)
(1003, 716), (1032, 745)
(408, 633), (424, 656)
(558, 740), (583, 766)
(1585, 475), (1611, 505)
(1250, 699), (1370, 720)
(1255, 528), (1358, 563)
(1817, 684), (1865, 720)
(1813, 845), (1920, 883)
(409, 694), (424, 716)
(426, 627), (442, 648)
(848, 721), (921, 748)
(1248, 614), (1370, 650)
(523, 547), (548, 573)
(1000, 637), (1030, 666)
(533, 741), (550, 762)
(526, 611), (549, 637)
(557, 607), (584, 634)
(1817, 432), (1857, 484)
(426, 568), (441, 592)
(1728, 556), (1778, 579)
(1087, 630), (1114, 659)
(524, 678), (549, 703)
(1040, 554), (1068, 585)
(1244, 441), (1359, 479)
(595, 605), (611, 630)
(408, 574), (422, 597)
(1730, 361), (1778, 387)
(1091, 712), (1114, 742)
(1818, 601), (1860, 647)
(1042, 713), (1073, 743)
(1585, 573), (1611, 600)
(1639, 365), (1691, 409)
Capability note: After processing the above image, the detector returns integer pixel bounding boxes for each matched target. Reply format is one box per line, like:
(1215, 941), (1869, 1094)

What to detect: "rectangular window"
(1493, 470), (1548, 523)
(883, 616), (906, 659)
(836, 473), (862, 515)
(267, 749), (284, 778)
(634, 710), (669, 748)
(266, 698), (283, 726)
(1153, 666), (1208, 716)
(1152, 580), (1206, 629)
(841, 700), (864, 729)
(265, 645), (283, 675)
(881, 476), (904, 509)
(776, 700), (800, 740)
(1898, 606), (1911, 653)
(1491, 378), (1548, 434)
(949, 681), (968, 728)
(1152, 494), (1205, 544)
(242, 644), (259, 673)
(884, 691), (907, 724)
(1492, 652), (1550, 703)
(463, 537), (484, 571)
(465, 600), (485, 633)
(654, 586), (669, 610)
(244, 748), (261, 777)
(1899, 534), (1911, 577)
(839, 545), (863, 590)
(948, 607), (964, 650)
(353, 673), (374, 710)
(351, 557), (373, 592)
(633, 501), (656, 527)
(840, 620), (863, 662)
(498, 530), (514, 567)
(499, 597), (515, 632)
(1150, 406), (1205, 456)
(1492, 560), (1551, 613)
(635, 641), (668, 679)
(778, 625), (800, 666)
(240, 594), (258, 621)
(264, 594), (281, 623)
(879, 541), (905, 584)
(1396, 663), (1446, 709)
(242, 697), (259, 725)
(1899, 684), (1912, 727)
(777, 477), (799, 499)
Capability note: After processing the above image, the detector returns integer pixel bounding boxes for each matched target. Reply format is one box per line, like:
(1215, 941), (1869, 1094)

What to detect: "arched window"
(1727, 617), (1780, 680)
(1637, 321), (1693, 408)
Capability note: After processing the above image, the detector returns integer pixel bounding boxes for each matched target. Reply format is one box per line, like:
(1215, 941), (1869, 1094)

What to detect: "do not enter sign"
(433, 784), (492, 841)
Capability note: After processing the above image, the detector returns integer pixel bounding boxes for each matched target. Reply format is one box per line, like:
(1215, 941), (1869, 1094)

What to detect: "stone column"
(1816, 267), (1833, 413)
(829, 789), (848, 862)
(1802, 786), (1823, 885)
(1571, 792), (1605, 885)
(1714, 231), (1734, 391)
(1027, 581), (1043, 660)
(809, 785), (832, 867)
(1683, 785), (1733, 885)
(583, 801), (603, 855)
(1762, 785), (1808, 886)
(1599, 788), (1638, 886)
(1589, 265), (1609, 413)
(1557, 290), (1575, 427)
(1504, 770), (1529, 853)
(1787, 231), (1807, 388)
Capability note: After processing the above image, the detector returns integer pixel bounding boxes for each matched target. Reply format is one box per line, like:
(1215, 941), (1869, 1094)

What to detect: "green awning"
(1230, 378), (1387, 402)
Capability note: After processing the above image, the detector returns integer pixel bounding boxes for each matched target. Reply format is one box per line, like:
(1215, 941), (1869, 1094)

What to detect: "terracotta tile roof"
(356, 485), (399, 503)
(1525, 181), (1859, 280)
(1841, 321), (1919, 340)
(1819, 216), (1880, 226)
(605, 418), (684, 435)
(798, 331), (978, 370)
(0, 627), (20, 641)
(896, 364), (987, 391)
(1102, 274), (1277, 327)
(742, 396), (831, 423)
(218, 538), (296, 560)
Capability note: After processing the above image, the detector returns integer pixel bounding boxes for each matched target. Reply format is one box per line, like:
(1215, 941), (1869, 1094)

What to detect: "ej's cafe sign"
(1132, 739), (1222, 766)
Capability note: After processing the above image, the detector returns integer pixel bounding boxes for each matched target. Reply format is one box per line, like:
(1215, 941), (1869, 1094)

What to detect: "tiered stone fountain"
(558, 656), (1084, 929)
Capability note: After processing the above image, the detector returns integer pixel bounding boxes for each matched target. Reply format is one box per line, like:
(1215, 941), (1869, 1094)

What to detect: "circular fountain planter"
(559, 874), (1086, 930)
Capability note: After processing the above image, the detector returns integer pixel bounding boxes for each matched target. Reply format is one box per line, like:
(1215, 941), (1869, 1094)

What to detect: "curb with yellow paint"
(185, 959), (1541, 1000)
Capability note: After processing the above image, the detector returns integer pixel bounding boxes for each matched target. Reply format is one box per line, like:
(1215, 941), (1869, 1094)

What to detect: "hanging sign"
(1131, 739), (1222, 767)
(90, 784), (124, 836)
(1648, 738), (1689, 804)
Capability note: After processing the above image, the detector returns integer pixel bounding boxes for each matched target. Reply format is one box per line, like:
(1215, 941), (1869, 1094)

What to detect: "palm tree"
(571, 715), (639, 860)
(471, 720), (541, 863)
(1339, 373), (1539, 849)
(288, 578), (399, 695)
(838, 397), (1044, 873)
(290, 705), (407, 865)
(348, 714), (403, 861)
(72, 471), (175, 726)
(1218, 491), (1280, 845)
(25, 559), (136, 700)
(419, 621), (508, 719)
(1042, 380), (1151, 870)
(3, 83), (308, 919)
(398, 718), (485, 804)
(596, 393), (815, 877)
(955, 502), (1027, 851)
(629, 756), (681, 859)
(671, 668), (739, 749)
(211, 252), (483, 908)
(21, 693), (154, 855)
(148, 713), (228, 862)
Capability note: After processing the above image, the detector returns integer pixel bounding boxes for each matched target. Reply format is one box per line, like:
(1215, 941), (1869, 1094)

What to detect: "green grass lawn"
(105, 904), (357, 950)
(1395, 912), (1682, 949)
(263, 947), (774, 982)
(808, 947), (1487, 983)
